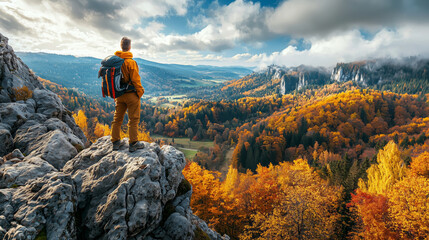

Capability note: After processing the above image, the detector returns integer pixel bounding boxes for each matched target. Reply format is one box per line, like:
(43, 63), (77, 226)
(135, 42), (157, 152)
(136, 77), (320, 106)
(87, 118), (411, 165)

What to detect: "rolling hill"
(16, 52), (252, 98)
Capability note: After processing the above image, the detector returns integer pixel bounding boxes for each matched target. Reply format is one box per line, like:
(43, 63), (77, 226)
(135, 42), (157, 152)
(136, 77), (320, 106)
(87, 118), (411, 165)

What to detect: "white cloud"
(267, 0), (429, 37)
(257, 24), (429, 68)
(1, 0), (429, 68)
(0, 0), (192, 58)
(232, 53), (251, 60)
(119, 0), (190, 27)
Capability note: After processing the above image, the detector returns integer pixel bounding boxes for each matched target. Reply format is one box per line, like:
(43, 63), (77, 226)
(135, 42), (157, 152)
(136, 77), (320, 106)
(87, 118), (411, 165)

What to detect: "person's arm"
(130, 61), (144, 98)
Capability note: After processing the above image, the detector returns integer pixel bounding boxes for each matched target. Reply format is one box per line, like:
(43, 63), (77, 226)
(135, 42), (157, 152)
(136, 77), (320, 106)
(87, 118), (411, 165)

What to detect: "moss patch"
(161, 200), (175, 226)
(193, 226), (210, 240)
(35, 227), (47, 240)
(177, 178), (192, 197)
(73, 144), (84, 152)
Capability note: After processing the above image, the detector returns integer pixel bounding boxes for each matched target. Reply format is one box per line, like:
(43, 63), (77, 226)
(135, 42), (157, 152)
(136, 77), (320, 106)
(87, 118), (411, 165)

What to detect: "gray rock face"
(1, 137), (227, 240)
(63, 113), (87, 146)
(0, 89), (11, 103)
(63, 137), (187, 239)
(0, 102), (35, 129)
(0, 32), (87, 158)
(32, 89), (64, 118)
(0, 33), (43, 92)
(27, 129), (78, 170)
(13, 120), (48, 153)
(0, 157), (56, 188)
(0, 172), (77, 240)
(45, 118), (84, 149)
(0, 128), (13, 157)
(13, 117), (84, 158)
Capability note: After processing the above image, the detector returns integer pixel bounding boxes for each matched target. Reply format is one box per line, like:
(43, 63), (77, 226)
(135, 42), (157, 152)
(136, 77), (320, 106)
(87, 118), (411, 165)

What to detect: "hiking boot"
(112, 140), (121, 151)
(129, 141), (145, 152)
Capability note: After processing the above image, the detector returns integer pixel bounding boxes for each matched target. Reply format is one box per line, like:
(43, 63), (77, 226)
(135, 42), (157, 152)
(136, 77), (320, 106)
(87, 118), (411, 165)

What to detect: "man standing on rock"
(111, 37), (145, 152)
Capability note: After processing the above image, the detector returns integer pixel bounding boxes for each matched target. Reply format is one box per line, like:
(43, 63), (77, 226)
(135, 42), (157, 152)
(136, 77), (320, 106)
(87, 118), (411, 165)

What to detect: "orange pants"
(111, 92), (140, 143)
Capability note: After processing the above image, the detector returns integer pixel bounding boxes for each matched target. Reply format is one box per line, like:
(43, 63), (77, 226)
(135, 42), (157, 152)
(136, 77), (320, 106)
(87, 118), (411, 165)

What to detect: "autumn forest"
(39, 64), (429, 240)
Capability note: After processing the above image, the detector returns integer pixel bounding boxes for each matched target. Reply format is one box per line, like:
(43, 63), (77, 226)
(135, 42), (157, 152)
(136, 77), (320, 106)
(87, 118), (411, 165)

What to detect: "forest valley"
(32, 76), (429, 239)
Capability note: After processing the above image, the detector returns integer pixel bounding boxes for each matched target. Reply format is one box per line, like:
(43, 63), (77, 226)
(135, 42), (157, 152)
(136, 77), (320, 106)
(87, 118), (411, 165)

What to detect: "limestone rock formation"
(0, 172), (77, 239)
(264, 65), (330, 96)
(0, 33), (87, 152)
(0, 32), (227, 240)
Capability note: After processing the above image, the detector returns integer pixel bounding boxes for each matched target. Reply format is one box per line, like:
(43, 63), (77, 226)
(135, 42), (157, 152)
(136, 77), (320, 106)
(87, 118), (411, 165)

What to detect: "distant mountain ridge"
(197, 57), (429, 100)
(193, 64), (331, 100)
(16, 52), (252, 98)
(17, 52), (429, 101)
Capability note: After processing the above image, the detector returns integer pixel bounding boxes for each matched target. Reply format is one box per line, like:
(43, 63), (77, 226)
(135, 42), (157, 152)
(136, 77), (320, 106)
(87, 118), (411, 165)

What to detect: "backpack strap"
(122, 58), (136, 86)
(111, 67), (116, 98)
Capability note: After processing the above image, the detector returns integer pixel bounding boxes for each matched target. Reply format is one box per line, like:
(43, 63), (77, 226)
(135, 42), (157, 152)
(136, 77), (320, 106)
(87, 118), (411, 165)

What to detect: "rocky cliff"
(330, 58), (429, 87)
(266, 65), (330, 95)
(0, 33), (227, 240)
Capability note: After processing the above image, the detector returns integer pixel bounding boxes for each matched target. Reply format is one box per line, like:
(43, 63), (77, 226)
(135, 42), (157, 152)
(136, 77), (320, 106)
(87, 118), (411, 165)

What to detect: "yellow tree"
(183, 162), (222, 227)
(222, 166), (240, 197)
(241, 159), (341, 240)
(93, 122), (111, 139)
(73, 110), (88, 137)
(358, 141), (406, 194)
(388, 176), (429, 239)
(93, 122), (105, 139)
(410, 151), (429, 177)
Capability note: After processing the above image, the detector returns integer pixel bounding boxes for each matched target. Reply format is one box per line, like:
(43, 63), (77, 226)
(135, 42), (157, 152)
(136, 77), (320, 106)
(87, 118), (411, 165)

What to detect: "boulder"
(1, 135), (228, 240)
(13, 121), (48, 154)
(0, 172), (77, 240)
(0, 102), (34, 129)
(62, 137), (228, 240)
(62, 113), (88, 147)
(13, 118), (84, 157)
(0, 128), (13, 157)
(32, 89), (64, 118)
(0, 156), (56, 188)
(63, 137), (186, 239)
(0, 89), (10, 103)
(45, 118), (84, 149)
(27, 129), (78, 170)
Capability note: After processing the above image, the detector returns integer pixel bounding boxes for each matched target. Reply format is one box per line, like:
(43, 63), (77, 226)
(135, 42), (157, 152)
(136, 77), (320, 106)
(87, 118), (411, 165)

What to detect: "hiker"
(111, 37), (145, 152)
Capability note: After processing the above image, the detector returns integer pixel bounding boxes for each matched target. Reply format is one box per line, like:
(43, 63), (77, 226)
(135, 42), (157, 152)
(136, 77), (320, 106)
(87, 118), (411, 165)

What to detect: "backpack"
(98, 55), (135, 99)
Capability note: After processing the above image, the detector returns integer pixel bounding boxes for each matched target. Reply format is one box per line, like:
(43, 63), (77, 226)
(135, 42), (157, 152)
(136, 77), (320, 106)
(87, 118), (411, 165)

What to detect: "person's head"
(121, 37), (131, 52)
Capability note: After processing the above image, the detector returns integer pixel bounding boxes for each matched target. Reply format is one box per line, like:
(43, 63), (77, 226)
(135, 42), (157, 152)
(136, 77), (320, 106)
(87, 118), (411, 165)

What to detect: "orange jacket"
(114, 51), (144, 98)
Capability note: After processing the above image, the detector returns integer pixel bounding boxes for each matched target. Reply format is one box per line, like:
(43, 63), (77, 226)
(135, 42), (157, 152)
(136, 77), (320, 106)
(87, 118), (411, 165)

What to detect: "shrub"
(13, 86), (33, 101)
(35, 227), (47, 240)
(177, 178), (192, 196)
(194, 226), (210, 240)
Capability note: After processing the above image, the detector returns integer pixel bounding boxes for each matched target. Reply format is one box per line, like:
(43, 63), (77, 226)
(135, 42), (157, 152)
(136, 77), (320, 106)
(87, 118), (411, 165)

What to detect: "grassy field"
(178, 148), (198, 159)
(152, 135), (214, 159)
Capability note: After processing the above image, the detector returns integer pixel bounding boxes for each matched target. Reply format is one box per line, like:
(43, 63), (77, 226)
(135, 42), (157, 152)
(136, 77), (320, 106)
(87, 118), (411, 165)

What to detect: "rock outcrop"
(0, 32), (227, 239)
(0, 33), (87, 155)
(330, 63), (368, 85)
(330, 58), (429, 87)
(264, 65), (330, 95)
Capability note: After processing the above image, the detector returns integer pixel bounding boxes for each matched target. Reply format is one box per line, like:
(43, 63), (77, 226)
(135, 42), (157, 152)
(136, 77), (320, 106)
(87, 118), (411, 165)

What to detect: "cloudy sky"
(1, 0), (429, 68)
